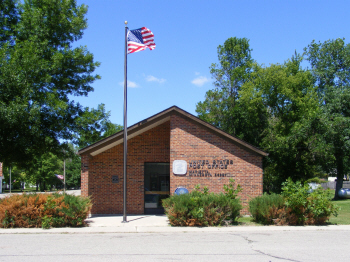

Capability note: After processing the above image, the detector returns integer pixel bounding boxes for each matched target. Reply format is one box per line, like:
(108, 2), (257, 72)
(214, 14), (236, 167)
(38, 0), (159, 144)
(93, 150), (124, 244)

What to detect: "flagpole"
(63, 159), (66, 194)
(122, 21), (128, 223)
(9, 166), (11, 193)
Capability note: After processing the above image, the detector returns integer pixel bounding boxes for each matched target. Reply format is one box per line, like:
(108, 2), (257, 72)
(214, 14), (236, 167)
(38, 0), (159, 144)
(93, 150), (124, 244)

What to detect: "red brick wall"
(84, 121), (170, 214)
(81, 113), (263, 215)
(81, 156), (91, 197)
(169, 114), (263, 214)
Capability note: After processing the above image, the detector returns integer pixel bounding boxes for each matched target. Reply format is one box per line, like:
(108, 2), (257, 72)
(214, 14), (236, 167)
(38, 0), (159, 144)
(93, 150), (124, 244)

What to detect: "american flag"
(127, 27), (156, 54)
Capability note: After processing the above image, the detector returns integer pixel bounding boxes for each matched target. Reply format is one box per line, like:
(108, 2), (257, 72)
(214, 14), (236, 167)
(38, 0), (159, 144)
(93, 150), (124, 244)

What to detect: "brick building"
(78, 106), (267, 215)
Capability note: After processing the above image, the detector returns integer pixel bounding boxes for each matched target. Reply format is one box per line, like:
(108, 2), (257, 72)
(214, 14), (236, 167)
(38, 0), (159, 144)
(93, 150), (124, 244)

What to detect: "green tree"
(305, 38), (350, 198)
(25, 152), (63, 191)
(75, 104), (123, 148)
(198, 37), (350, 194)
(0, 0), (19, 47)
(196, 37), (267, 146)
(64, 152), (81, 189)
(0, 0), (100, 165)
(20, 105), (121, 190)
(241, 54), (320, 192)
(2, 164), (25, 190)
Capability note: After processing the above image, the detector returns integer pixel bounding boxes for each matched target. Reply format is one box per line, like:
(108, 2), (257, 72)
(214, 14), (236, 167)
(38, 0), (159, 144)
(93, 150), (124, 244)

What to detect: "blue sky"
(74, 0), (350, 126)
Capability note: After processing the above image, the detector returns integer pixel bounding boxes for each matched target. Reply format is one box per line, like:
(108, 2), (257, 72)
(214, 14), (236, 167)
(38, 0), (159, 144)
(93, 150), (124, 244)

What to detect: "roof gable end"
(78, 106), (268, 157)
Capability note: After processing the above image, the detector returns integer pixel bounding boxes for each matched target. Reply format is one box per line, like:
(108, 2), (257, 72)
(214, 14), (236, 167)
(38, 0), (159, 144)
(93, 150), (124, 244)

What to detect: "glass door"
(144, 163), (170, 214)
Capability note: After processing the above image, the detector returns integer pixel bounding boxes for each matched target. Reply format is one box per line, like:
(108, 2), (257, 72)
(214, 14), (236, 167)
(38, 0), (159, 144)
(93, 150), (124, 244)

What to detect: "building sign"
(188, 159), (234, 178)
(173, 160), (187, 175)
(173, 159), (234, 177)
(189, 160), (233, 169)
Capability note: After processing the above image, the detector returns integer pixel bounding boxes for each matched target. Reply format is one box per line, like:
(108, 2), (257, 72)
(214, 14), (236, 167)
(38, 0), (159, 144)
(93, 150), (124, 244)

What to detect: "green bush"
(305, 177), (324, 184)
(0, 193), (92, 228)
(306, 187), (338, 224)
(249, 193), (284, 224)
(280, 178), (338, 225)
(281, 178), (310, 224)
(163, 180), (242, 226)
(52, 193), (92, 227)
(249, 179), (338, 226)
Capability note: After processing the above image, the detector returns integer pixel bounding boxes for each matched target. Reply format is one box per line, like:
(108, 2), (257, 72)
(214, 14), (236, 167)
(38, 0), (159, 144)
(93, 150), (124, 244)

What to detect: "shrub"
(280, 179), (310, 224)
(280, 178), (338, 225)
(163, 180), (242, 226)
(305, 177), (324, 184)
(270, 179), (338, 225)
(304, 187), (338, 224)
(249, 193), (284, 224)
(249, 179), (338, 226)
(0, 193), (92, 228)
(267, 206), (299, 226)
(52, 193), (92, 227)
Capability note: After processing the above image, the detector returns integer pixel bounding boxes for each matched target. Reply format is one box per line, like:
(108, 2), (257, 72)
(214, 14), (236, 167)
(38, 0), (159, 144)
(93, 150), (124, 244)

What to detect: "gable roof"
(78, 106), (268, 157)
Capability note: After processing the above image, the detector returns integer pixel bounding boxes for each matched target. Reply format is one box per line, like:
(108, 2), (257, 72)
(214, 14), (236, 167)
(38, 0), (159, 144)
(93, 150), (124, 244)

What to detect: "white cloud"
(146, 75), (166, 84)
(191, 76), (209, 87)
(119, 80), (139, 88)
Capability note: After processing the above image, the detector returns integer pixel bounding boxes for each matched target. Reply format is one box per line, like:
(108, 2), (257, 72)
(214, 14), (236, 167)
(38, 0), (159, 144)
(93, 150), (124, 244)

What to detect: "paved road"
(0, 229), (348, 262)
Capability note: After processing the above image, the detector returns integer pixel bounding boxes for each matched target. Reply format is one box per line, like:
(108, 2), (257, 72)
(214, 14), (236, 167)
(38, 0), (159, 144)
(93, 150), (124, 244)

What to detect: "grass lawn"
(237, 216), (260, 226)
(329, 198), (350, 225)
(237, 197), (350, 226)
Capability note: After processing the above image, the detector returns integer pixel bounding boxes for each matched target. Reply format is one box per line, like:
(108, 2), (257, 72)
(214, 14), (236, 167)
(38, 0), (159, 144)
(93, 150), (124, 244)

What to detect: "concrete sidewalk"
(1, 214), (350, 234)
(86, 214), (169, 227)
(1, 192), (350, 234)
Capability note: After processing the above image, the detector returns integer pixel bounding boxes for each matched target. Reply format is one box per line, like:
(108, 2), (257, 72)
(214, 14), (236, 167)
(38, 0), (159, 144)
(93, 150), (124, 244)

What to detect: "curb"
(1, 225), (350, 234)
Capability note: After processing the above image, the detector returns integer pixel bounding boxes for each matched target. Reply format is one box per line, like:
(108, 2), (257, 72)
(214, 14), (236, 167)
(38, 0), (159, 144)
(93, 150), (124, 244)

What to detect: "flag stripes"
(127, 27), (156, 54)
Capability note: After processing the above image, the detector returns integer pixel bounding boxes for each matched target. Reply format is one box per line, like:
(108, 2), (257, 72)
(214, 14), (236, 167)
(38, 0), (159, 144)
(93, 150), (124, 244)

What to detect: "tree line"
(0, 0), (121, 191)
(1, 1), (349, 197)
(196, 37), (350, 198)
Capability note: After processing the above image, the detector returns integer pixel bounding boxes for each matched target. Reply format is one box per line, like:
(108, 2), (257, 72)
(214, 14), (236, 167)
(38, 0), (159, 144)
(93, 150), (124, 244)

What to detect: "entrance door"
(144, 163), (170, 214)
